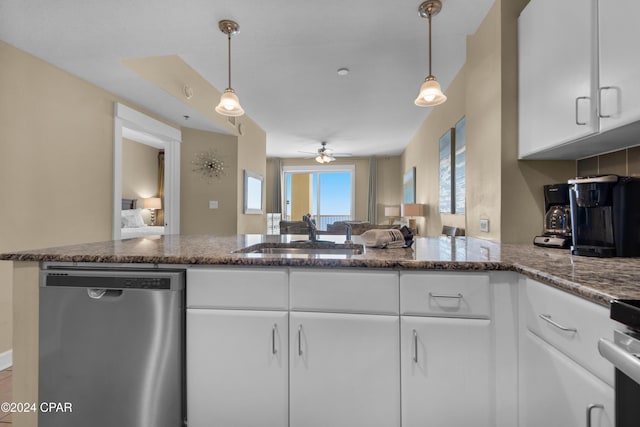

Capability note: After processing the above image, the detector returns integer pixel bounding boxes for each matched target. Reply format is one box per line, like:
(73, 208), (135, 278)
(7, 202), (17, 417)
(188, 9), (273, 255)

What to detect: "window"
(439, 116), (466, 214)
(283, 165), (355, 230)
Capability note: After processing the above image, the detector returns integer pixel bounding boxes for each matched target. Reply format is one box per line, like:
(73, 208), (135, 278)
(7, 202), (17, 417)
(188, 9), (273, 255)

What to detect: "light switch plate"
(209, 200), (218, 209)
(480, 219), (489, 233)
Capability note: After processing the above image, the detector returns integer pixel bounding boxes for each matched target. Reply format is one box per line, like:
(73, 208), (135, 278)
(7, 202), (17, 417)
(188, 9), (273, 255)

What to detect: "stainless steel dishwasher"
(39, 266), (185, 427)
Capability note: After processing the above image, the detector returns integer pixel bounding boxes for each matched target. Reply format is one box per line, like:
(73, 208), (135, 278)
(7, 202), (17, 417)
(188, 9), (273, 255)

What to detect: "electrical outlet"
(480, 219), (489, 233)
(209, 200), (219, 209)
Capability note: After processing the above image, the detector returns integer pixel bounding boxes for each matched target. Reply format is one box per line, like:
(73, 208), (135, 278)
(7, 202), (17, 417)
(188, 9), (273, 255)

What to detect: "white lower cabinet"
(185, 268), (617, 427)
(401, 316), (493, 427)
(187, 309), (289, 427)
(290, 311), (400, 427)
(519, 330), (614, 427)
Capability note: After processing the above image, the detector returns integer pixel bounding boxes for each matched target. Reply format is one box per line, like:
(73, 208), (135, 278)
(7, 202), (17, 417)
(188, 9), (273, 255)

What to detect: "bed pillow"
(121, 209), (146, 228)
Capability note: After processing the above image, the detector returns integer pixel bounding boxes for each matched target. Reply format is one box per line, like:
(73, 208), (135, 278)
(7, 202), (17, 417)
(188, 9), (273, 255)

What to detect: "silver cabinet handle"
(598, 86), (614, 118)
(429, 292), (463, 299)
(412, 329), (418, 363)
(539, 314), (577, 333)
(297, 324), (303, 356)
(575, 96), (589, 125)
(586, 403), (603, 427)
(272, 324), (278, 355)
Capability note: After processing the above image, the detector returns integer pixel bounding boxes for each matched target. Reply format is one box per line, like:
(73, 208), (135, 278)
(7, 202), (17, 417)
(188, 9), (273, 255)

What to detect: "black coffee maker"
(534, 183), (572, 248)
(569, 175), (640, 257)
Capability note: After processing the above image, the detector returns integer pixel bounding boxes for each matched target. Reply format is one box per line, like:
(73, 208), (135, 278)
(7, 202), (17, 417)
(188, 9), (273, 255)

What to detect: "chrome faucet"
(344, 223), (353, 244)
(302, 214), (318, 242)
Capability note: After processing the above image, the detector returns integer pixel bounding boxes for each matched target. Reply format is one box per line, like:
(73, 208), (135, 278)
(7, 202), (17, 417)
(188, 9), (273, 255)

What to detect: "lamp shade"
(384, 206), (401, 217)
(414, 77), (447, 107)
(215, 89), (245, 117)
(143, 197), (162, 210)
(401, 203), (424, 217)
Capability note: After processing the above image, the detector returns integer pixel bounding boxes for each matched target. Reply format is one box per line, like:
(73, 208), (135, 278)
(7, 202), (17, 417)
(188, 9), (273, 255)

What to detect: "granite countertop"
(2, 234), (640, 307)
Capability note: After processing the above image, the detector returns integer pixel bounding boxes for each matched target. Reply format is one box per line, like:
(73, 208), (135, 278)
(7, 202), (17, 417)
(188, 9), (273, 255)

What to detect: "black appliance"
(569, 175), (640, 257)
(533, 183), (572, 249)
(598, 300), (640, 427)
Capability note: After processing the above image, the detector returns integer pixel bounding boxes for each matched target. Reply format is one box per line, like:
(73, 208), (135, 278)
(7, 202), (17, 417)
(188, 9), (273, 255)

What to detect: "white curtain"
(368, 157), (377, 223)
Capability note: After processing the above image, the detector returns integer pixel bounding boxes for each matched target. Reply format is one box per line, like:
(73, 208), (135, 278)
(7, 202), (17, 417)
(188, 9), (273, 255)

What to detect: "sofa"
(279, 220), (400, 236)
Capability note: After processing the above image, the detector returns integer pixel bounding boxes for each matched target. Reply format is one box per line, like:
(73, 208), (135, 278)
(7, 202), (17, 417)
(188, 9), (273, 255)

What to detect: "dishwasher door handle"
(598, 338), (640, 385)
(87, 289), (123, 299)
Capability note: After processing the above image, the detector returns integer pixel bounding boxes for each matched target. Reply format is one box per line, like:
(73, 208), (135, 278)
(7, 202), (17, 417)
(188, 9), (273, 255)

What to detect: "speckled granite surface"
(2, 234), (639, 306)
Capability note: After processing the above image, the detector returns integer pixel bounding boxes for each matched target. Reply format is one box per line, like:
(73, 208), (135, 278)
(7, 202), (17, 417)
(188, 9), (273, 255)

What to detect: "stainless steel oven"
(598, 300), (640, 427)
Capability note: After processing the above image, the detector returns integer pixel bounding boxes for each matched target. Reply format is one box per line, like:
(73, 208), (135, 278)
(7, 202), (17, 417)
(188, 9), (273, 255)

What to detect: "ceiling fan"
(299, 142), (352, 164)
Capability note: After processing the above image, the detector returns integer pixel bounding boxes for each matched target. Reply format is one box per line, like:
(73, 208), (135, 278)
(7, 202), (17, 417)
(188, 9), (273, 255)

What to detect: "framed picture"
(439, 129), (453, 213)
(403, 167), (416, 204)
(244, 170), (264, 214)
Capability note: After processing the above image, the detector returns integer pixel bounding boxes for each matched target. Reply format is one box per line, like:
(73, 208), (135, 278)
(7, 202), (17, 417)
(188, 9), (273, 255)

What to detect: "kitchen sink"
(235, 242), (364, 256)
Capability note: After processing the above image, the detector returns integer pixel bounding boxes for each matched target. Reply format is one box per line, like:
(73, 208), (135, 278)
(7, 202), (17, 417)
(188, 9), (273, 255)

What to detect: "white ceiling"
(0, 0), (494, 158)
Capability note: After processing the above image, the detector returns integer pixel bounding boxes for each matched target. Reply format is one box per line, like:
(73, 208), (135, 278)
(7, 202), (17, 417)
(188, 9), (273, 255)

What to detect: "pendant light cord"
(428, 12), (432, 77)
(227, 33), (232, 90)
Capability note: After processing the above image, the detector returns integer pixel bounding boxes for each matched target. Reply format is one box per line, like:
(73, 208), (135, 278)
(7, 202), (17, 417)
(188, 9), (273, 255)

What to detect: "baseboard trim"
(0, 349), (12, 370)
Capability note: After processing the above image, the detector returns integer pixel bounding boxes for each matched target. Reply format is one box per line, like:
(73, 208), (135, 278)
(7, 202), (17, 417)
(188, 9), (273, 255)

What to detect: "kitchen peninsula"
(3, 234), (639, 427)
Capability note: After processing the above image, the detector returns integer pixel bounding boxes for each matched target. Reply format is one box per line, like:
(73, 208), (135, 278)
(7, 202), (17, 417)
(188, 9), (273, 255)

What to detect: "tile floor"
(0, 367), (12, 425)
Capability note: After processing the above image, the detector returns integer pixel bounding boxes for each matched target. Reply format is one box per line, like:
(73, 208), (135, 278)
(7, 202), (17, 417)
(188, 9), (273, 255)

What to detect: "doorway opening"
(113, 103), (181, 240)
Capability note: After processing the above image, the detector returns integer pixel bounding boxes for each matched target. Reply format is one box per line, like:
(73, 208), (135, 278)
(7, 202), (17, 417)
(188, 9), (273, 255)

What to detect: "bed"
(120, 198), (165, 239)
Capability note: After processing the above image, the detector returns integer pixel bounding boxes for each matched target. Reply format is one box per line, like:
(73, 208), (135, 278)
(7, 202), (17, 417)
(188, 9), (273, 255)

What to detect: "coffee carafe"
(534, 183), (572, 248)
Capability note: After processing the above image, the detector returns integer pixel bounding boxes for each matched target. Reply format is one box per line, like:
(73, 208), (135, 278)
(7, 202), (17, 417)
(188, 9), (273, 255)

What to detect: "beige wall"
(375, 156), (403, 223)
(236, 117), (268, 234)
(401, 0), (575, 242)
(0, 40), (126, 354)
(180, 127), (238, 235)
(291, 174), (313, 220)
(122, 138), (160, 201)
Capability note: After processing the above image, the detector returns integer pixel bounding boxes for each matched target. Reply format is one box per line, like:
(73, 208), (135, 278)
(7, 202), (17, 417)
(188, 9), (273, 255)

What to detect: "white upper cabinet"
(598, 0), (640, 131)
(518, 0), (598, 159)
(518, 0), (640, 159)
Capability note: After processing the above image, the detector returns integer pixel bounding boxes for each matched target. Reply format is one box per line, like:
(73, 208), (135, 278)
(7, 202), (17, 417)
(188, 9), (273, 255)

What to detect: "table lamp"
(143, 197), (162, 226)
(401, 203), (424, 233)
(384, 206), (401, 225)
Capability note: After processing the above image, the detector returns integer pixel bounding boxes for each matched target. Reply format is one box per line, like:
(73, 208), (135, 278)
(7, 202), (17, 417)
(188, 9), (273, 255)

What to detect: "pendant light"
(414, 0), (447, 107)
(215, 19), (245, 117)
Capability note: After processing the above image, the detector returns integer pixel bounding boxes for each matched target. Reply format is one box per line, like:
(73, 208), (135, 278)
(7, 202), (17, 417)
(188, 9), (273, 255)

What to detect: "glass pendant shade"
(315, 154), (335, 164)
(215, 89), (245, 117)
(414, 76), (447, 107)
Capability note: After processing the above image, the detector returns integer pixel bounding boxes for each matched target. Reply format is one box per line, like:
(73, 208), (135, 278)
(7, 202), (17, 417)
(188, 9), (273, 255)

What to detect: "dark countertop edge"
(0, 252), (614, 307)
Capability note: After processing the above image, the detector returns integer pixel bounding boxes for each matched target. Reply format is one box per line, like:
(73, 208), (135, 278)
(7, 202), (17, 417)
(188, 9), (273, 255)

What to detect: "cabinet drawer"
(400, 272), (491, 318)
(521, 278), (616, 386)
(187, 267), (288, 310)
(290, 269), (399, 315)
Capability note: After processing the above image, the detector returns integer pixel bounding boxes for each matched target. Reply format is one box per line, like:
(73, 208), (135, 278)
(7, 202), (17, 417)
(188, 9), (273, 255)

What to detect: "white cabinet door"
(187, 309), (288, 427)
(289, 312), (400, 427)
(598, 0), (640, 131)
(401, 316), (492, 427)
(519, 330), (614, 427)
(518, 0), (598, 158)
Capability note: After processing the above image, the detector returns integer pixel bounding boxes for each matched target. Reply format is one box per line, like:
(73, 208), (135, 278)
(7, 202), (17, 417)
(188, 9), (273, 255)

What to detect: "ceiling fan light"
(414, 76), (447, 107)
(215, 89), (245, 117)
